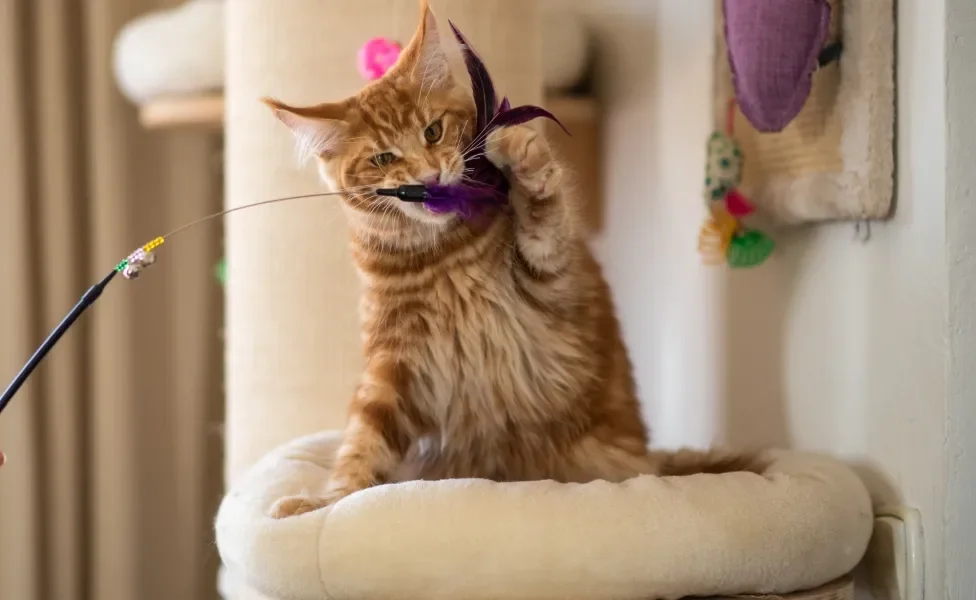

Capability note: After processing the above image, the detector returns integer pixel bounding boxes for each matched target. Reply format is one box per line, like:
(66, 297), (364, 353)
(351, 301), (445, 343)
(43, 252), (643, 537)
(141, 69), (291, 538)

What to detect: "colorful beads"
(120, 244), (159, 280)
(142, 237), (165, 252)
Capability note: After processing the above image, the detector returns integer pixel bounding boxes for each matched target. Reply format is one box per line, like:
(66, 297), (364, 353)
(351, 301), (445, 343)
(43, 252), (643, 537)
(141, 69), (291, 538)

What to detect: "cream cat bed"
(112, 0), (590, 104)
(215, 431), (873, 600)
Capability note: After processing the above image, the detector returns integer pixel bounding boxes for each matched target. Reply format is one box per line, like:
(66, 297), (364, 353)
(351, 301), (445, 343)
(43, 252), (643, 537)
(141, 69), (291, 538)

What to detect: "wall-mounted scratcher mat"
(712, 0), (895, 223)
(215, 431), (873, 600)
(223, 1), (542, 598)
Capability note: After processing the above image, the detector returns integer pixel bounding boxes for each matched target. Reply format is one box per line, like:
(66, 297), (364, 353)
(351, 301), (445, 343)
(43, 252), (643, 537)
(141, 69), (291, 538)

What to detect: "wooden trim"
(138, 93), (597, 131)
(138, 93), (225, 130)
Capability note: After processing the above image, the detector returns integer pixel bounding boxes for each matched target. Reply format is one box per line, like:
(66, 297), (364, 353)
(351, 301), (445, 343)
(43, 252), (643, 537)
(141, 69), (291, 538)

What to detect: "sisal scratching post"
(223, 1), (541, 598)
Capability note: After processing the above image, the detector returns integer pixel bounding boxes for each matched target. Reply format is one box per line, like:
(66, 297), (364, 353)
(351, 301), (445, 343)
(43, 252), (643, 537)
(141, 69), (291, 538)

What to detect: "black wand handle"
(376, 185), (428, 203)
(0, 269), (117, 415)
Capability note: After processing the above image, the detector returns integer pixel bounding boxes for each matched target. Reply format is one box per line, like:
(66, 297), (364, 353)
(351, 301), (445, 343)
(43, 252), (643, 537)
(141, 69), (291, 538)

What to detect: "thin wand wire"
(0, 186), (370, 417)
(161, 188), (366, 242)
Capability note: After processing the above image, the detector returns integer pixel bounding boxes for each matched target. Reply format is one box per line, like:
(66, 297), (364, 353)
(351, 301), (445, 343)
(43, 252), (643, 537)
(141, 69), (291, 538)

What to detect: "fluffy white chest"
(406, 266), (580, 443)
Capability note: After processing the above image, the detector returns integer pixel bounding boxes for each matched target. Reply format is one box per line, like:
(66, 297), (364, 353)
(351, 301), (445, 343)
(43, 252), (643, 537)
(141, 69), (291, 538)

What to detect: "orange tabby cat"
(264, 1), (760, 518)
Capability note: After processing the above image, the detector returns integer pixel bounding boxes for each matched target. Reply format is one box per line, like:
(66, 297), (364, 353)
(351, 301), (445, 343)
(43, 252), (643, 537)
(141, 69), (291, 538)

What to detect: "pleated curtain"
(0, 1), (224, 599)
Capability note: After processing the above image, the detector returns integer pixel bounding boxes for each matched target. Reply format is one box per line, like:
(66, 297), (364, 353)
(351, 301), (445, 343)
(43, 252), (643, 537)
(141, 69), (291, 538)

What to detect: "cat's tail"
(648, 447), (770, 477)
(562, 439), (769, 482)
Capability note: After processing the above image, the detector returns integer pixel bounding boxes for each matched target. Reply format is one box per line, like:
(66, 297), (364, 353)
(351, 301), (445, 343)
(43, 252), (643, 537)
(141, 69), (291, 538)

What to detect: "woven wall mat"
(713, 0), (895, 224)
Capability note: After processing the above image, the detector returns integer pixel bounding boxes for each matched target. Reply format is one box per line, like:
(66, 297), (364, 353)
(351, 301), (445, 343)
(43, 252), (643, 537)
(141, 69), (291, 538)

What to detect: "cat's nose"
(419, 170), (441, 185)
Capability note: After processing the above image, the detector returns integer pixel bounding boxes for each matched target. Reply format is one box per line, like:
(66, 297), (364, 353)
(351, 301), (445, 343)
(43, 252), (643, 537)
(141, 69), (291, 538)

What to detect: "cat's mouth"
(398, 168), (465, 222)
(373, 160), (467, 224)
(398, 199), (456, 225)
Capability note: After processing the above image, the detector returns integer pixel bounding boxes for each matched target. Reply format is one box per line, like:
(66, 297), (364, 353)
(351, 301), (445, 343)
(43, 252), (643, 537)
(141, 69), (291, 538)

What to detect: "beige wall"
(573, 0), (726, 451)
(574, 1), (960, 598)
(944, 0), (976, 594)
(720, 0), (948, 595)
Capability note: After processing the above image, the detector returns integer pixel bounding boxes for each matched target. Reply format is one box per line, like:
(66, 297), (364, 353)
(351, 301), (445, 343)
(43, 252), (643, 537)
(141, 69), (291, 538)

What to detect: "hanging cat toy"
(696, 99), (774, 269)
(0, 22), (563, 415)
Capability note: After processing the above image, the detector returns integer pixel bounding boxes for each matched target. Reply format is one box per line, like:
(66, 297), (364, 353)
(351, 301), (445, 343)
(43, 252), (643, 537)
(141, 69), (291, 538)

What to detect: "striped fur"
(264, 1), (763, 518)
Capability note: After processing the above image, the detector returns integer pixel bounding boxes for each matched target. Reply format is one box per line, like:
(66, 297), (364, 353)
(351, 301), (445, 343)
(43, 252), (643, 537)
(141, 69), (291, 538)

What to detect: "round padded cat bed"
(215, 431), (873, 600)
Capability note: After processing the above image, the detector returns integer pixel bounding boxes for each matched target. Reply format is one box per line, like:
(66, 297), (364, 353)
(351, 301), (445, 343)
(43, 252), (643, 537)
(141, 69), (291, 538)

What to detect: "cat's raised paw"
(486, 125), (560, 199)
(486, 126), (551, 171)
(518, 162), (563, 200)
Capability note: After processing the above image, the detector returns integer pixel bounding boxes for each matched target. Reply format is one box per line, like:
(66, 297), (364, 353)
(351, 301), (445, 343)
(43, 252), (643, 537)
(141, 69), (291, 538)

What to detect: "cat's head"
(263, 0), (476, 236)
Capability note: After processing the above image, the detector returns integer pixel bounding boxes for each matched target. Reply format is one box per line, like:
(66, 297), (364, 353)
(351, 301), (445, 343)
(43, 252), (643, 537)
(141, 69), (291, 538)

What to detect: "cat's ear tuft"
(391, 0), (452, 89)
(262, 97), (348, 163)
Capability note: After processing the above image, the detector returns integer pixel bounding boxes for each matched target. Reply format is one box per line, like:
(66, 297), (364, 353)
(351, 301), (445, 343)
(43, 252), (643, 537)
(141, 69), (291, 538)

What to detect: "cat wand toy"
(1, 20), (563, 416)
(0, 188), (377, 416)
(0, 181), (512, 416)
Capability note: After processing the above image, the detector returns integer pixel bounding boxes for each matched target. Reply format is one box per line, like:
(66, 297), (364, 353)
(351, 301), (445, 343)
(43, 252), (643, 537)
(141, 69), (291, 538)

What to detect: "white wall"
(944, 0), (976, 594)
(575, 1), (961, 598)
(575, 0), (725, 451)
(719, 1), (948, 595)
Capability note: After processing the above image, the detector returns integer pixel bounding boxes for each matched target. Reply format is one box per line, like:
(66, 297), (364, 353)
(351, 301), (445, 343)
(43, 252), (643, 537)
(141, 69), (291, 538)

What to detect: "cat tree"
(221, 1), (543, 598)
(119, 1), (875, 598)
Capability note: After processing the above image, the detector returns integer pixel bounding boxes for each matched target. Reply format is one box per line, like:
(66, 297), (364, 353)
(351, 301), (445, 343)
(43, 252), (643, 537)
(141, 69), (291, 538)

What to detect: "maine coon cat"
(264, 1), (760, 518)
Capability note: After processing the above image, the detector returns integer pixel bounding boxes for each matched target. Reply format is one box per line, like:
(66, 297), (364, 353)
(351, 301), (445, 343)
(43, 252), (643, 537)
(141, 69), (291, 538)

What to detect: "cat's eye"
(424, 119), (444, 144)
(371, 152), (396, 167)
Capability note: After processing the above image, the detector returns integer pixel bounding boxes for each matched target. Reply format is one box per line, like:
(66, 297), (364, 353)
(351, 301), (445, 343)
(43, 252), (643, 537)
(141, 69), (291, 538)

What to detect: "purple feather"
(493, 105), (570, 135)
(420, 22), (568, 219)
(424, 182), (508, 220)
(448, 22), (497, 131)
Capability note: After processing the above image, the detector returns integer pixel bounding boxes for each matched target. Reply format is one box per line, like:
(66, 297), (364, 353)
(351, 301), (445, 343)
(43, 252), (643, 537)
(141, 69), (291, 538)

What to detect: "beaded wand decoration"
(0, 189), (381, 416)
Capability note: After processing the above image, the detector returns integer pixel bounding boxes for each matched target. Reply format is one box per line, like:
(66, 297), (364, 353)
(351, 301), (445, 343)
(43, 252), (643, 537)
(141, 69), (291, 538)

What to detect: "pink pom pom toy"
(358, 37), (402, 81)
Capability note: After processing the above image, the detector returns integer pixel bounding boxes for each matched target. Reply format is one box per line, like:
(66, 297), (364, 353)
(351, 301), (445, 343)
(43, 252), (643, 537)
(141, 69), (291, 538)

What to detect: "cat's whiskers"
(463, 126), (521, 163)
(452, 122), (469, 156)
(364, 204), (403, 251)
(460, 107), (504, 156)
(319, 197), (355, 230)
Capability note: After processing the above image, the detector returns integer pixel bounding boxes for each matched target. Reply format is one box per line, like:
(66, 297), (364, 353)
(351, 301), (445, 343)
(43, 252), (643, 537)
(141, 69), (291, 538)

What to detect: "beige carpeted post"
(223, 1), (541, 597)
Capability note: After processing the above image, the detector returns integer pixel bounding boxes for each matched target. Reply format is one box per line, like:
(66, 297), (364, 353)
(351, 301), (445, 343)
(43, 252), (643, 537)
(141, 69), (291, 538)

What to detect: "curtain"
(0, 1), (224, 599)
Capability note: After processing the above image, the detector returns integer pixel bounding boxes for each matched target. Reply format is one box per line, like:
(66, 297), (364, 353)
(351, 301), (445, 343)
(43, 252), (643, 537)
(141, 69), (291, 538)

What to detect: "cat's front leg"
(269, 358), (412, 519)
(486, 125), (580, 295)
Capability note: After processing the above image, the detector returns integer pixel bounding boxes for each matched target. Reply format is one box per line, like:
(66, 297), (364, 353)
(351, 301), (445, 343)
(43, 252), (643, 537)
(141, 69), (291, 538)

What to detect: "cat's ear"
(262, 97), (349, 163)
(389, 0), (452, 90)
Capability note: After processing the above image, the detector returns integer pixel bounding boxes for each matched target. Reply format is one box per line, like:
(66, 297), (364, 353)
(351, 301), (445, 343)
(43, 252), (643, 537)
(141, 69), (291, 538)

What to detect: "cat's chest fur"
(425, 265), (582, 439)
(366, 256), (585, 446)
